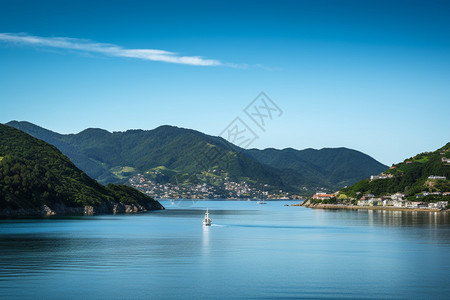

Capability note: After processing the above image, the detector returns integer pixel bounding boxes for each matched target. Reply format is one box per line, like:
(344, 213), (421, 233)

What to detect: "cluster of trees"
(310, 197), (338, 205)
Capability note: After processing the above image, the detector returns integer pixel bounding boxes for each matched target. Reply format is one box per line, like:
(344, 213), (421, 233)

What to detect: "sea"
(0, 200), (449, 299)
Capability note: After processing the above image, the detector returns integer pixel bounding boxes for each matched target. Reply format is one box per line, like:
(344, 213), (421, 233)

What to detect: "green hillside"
(0, 124), (164, 216)
(340, 143), (450, 200)
(5, 122), (291, 193)
(6, 121), (388, 195)
(245, 147), (388, 190)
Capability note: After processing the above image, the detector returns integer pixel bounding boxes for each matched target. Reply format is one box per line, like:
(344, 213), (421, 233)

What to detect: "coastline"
(294, 200), (448, 213)
(0, 200), (165, 218)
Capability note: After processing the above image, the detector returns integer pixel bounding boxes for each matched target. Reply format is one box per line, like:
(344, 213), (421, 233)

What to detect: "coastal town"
(310, 191), (449, 210)
(300, 147), (450, 211)
(129, 172), (298, 200)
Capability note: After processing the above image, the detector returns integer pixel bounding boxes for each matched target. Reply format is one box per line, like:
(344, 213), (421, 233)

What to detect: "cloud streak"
(0, 33), (222, 66)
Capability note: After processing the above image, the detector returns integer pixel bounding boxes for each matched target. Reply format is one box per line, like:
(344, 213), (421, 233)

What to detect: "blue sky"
(1, 0), (449, 165)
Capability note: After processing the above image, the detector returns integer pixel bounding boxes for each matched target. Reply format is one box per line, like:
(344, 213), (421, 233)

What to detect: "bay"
(0, 200), (449, 299)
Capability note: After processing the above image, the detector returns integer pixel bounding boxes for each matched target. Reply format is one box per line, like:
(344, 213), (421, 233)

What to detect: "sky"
(0, 0), (449, 165)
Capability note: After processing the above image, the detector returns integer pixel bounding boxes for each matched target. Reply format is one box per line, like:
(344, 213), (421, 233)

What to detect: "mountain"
(339, 143), (450, 200)
(6, 121), (288, 191)
(6, 121), (388, 196)
(0, 124), (164, 217)
(245, 147), (388, 190)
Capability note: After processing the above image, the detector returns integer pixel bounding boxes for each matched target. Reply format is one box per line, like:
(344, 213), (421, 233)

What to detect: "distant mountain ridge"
(245, 147), (388, 190)
(6, 121), (388, 195)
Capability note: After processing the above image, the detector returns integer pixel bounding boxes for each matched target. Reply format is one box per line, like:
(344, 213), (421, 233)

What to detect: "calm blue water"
(1, 200), (449, 299)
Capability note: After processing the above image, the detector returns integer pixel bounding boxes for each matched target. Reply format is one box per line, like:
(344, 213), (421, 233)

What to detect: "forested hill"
(245, 147), (387, 190)
(6, 121), (389, 194)
(0, 124), (164, 216)
(4, 121), (296, 192)
(340, 143), (450, 200)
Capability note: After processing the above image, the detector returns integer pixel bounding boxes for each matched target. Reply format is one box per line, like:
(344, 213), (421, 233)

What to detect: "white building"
(370, 174), (394, 181)
(428, 201), (448, 209)
(393, 200), (406, 207)
(406, 202), (423, 208)
(383, 199), (395, 206)
(428, 175), (447, 180)
(390, 193), (404, 201)
(416, 192), (442, 198)
(357, 200), (370, 206)
(358, 199), (382, 206)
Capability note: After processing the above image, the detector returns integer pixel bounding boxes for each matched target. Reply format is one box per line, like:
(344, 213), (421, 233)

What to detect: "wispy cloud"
(0, 33), (222, 66)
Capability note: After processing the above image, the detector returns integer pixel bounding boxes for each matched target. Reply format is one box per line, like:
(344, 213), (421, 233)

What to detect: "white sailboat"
(257, 187), (267, 205)
(203, 208), (212, 226)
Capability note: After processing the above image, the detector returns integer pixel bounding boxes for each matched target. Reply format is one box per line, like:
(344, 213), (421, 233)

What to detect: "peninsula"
(297, 143), (450, 212)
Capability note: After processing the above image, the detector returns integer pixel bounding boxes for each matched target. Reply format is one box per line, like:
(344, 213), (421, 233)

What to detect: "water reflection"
(202, 225), (210, 255)
(316, 208), (450, 227)
(0, 234), (207, 281)
(1, 201), (449, 299)
(316, 209), (450, 245)
(151, 208), (261, 217)
(357, 209), (450, 227)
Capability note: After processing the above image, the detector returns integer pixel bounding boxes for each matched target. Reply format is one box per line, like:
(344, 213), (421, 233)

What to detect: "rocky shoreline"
(0, 200), (165, 218)
(294, 200), (447, 213)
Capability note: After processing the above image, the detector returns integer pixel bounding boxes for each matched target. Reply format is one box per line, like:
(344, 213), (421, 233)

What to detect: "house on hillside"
(416, 192), (442, 198)
(428, 175), (447, 180)
(370, 173), (394, 181)
(312, 193), (335, 200)
(360, 194), (375, 201)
